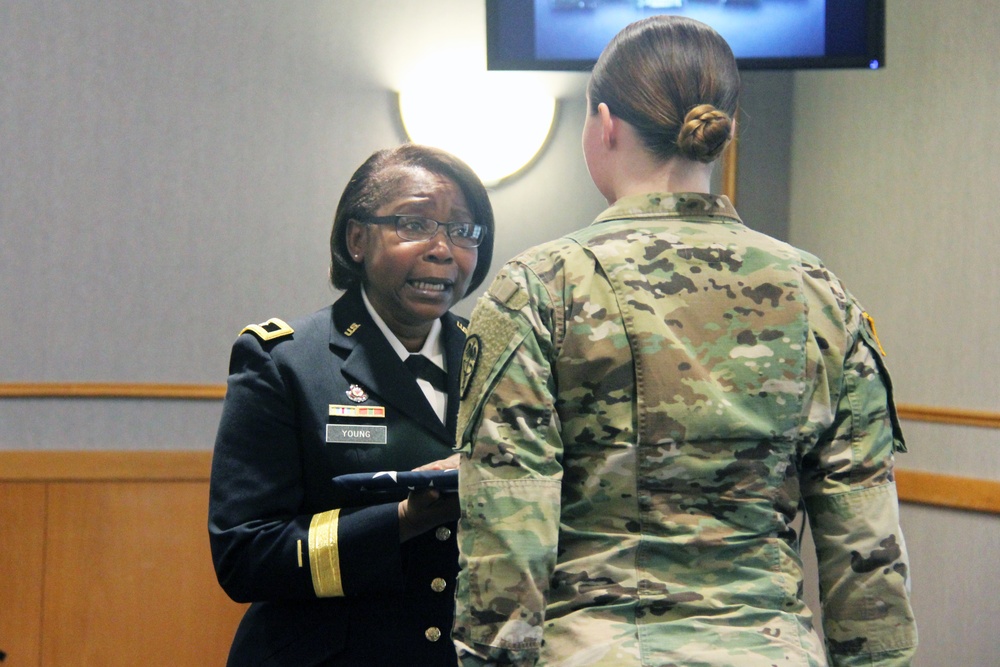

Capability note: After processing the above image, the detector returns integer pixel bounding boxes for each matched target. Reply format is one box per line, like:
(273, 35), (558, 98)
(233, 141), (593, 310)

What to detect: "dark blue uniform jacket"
(209, 288), (464, 666)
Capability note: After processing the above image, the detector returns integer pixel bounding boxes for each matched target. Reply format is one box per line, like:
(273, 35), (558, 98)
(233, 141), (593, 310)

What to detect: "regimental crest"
(346, 384), (369, 403)
(460, 334), (481, 399)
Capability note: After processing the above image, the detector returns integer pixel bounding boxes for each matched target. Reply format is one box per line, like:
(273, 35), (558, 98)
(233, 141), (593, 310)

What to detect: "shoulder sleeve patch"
(459, 334), (480, 399)
(239, 317), (294, 341)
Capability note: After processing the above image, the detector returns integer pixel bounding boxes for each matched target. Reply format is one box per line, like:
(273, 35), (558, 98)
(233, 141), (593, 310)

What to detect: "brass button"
(431, 577), (447, 593)
(425, 626), (442, 642)
(435, 526), (452, 541)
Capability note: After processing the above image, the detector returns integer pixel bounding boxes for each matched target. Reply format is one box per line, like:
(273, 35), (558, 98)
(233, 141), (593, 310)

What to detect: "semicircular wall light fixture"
(398, 78), (557, 187)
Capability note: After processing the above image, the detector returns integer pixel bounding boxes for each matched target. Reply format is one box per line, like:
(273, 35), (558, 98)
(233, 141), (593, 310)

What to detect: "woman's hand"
(397, 453), (462, 542)
(398, 489), (460, 542)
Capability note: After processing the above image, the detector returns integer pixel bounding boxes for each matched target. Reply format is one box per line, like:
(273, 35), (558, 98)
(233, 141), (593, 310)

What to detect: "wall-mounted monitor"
(486, 0), (885, 71)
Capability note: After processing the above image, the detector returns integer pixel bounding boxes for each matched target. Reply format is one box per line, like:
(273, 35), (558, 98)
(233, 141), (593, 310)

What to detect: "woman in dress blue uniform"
(209, 144), (495, 666)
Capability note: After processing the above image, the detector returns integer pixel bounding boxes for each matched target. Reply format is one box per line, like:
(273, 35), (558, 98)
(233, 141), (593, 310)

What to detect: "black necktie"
(404, 355), (448, 393)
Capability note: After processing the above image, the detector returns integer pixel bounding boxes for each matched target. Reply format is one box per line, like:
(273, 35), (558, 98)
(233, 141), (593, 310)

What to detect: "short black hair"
(329, 144), (495, 296)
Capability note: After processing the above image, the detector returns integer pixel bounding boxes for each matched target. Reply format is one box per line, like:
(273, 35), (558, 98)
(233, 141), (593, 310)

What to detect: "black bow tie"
(404, 355), (448, 393)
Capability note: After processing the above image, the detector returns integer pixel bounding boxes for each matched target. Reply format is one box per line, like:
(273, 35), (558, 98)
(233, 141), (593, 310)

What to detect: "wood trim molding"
(721, 125), (738, 206)
(1, 451), (996, 515)
(0, 450), (212, 481)
(0, 382), (227, 400)
(895, 403), (1000, 429)
(6, 384), (997, 431)
(895, 469), (1000, 515)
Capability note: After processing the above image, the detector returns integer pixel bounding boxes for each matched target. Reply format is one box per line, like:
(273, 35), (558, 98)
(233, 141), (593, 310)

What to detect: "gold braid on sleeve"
(308, 509), (344, 597)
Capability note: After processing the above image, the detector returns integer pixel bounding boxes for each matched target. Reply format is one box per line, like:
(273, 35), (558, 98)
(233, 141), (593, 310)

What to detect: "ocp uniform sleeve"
(453, 263), (565, 667)
(802, 295), (918, 667)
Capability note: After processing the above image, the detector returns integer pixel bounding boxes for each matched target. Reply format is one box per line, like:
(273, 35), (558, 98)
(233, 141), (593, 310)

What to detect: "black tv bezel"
(486, 0), (886, 72)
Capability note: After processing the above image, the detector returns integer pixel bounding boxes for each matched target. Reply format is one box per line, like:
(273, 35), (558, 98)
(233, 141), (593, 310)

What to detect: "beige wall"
(788, 1), (1000, 665)
(1, 1), (996, 665)
(0, 1), (606, 448)
(0, 1), (792, 447)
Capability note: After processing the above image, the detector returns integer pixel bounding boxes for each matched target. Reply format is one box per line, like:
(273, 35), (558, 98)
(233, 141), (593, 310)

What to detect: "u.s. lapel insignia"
(460, 334), (481, 399)
(346, 384), (369, 403)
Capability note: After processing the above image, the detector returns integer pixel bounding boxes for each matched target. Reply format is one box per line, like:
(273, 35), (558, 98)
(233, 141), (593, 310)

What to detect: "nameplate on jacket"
(326, 424), (387, 445)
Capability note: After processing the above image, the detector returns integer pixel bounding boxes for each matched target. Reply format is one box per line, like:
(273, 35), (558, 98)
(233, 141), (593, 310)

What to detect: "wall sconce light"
(398, 78), (556, 187)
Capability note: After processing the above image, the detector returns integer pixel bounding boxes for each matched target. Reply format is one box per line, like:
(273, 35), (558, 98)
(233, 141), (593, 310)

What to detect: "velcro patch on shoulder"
(488, 273), (529, 311)
(239, 317), (294, 341)
(457, 297), (530, 447)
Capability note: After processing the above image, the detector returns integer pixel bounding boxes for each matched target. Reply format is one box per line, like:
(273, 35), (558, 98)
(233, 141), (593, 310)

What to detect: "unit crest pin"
(346, 384), (369, 403)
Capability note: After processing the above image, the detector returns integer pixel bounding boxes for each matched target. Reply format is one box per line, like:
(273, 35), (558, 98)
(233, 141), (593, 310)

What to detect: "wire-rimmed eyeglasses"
(363, 215), (485, 248)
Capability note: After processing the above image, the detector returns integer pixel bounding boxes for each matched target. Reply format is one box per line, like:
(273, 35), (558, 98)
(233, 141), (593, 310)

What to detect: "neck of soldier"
(610, 154), (714, 203)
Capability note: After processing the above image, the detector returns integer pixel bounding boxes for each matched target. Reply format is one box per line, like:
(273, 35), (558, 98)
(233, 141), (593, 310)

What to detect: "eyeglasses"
(363, 215), (485, 248)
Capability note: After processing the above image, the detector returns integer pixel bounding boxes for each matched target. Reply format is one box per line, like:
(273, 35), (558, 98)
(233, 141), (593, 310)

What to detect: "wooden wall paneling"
(0, 483), (47, 666)
(40, 481), (246, 667)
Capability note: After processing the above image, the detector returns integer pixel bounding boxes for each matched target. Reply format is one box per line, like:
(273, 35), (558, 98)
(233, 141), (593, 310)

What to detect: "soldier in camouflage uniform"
(452, 16), (917, 667)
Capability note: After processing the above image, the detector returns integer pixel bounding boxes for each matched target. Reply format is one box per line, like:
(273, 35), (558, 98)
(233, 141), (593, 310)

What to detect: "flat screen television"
(486, 0), (885, 71)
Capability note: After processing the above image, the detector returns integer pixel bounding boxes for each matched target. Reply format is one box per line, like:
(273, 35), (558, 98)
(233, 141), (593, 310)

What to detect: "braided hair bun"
(587, 16), (740, 165)
(677, 104), (733, 163)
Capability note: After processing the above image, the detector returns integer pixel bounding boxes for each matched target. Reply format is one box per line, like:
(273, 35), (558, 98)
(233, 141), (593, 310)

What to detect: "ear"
(597, 103), (616, 149)
(345, 219), (367, 263)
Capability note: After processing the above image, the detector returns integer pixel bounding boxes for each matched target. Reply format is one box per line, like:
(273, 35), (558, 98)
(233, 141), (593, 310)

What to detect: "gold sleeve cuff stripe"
(308, 509), (345, 597)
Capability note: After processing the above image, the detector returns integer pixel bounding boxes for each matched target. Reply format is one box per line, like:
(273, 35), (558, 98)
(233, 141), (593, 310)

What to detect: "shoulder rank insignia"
(239, 317), (294, 341)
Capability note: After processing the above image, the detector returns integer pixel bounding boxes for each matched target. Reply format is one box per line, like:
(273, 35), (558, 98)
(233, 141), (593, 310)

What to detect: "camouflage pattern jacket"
(452, 193), (917, 666)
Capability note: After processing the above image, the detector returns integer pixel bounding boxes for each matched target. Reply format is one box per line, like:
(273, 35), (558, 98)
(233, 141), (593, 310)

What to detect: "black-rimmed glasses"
(363, 215), (485, 248)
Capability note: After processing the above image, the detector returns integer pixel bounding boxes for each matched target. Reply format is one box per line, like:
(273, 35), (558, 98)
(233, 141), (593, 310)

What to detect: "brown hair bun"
(677, 104), (733, 163)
